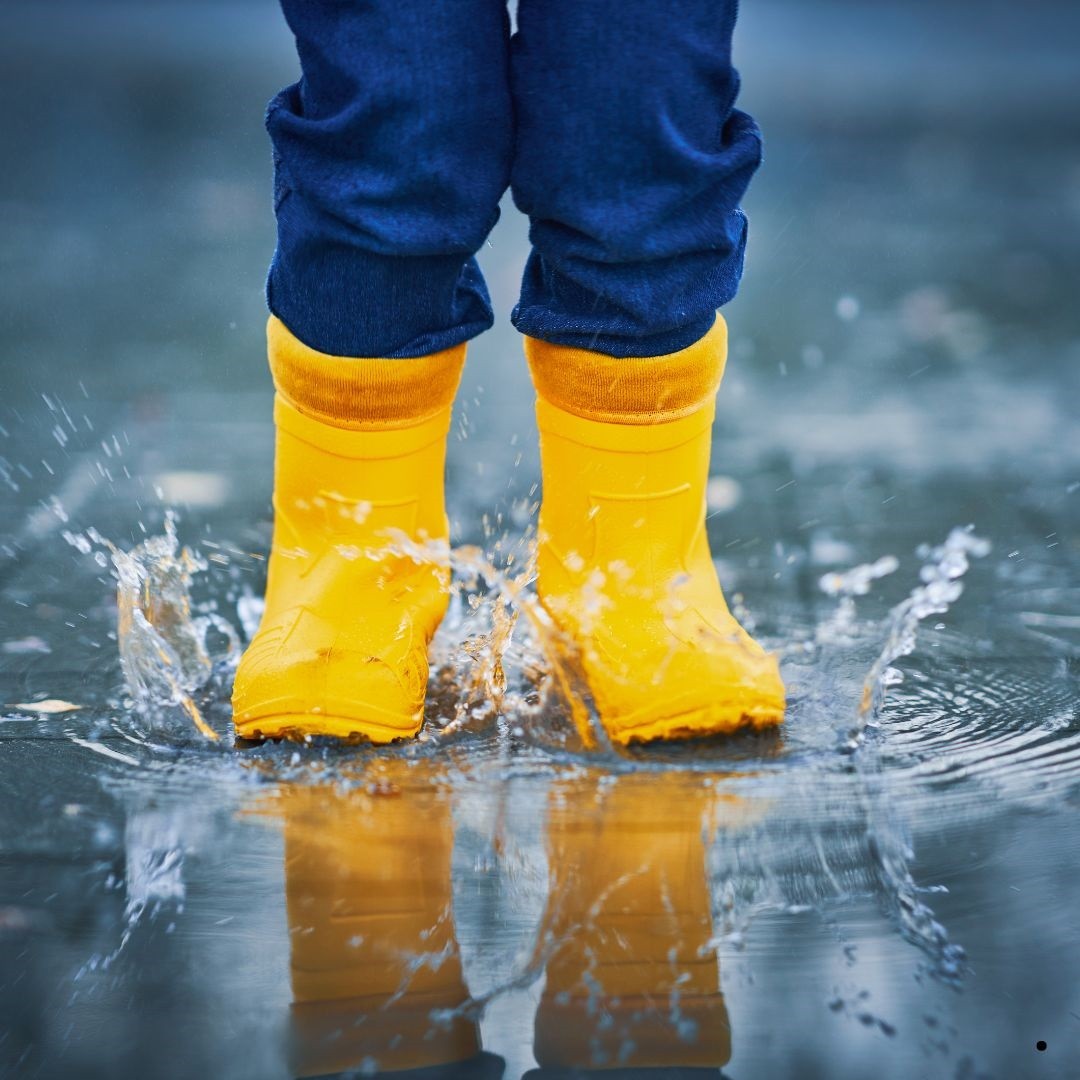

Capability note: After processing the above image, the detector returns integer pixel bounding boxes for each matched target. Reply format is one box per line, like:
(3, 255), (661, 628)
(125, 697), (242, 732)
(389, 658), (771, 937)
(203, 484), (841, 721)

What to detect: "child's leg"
(509, 0), (759, 358)
(268, 0), (513, 359)
(234, 1), (512, 742)
(509, 0), (784, 743)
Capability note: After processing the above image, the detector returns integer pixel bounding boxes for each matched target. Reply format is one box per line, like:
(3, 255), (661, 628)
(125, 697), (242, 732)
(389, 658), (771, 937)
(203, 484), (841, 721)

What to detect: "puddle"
(33, 506), (1078, 1074)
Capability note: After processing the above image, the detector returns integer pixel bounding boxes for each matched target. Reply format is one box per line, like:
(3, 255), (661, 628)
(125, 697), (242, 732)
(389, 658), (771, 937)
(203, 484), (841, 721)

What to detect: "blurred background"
(1, 1), (1078, 1078)
(2, 0), (1077, 530)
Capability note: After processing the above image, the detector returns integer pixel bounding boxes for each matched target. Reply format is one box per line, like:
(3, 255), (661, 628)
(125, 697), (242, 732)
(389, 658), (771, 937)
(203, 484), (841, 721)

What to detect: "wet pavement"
(1, 2), (1079, 1078)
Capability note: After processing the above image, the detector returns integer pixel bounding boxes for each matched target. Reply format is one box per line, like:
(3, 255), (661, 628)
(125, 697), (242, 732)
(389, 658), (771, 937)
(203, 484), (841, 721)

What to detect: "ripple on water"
(877, 654), (1080, 805)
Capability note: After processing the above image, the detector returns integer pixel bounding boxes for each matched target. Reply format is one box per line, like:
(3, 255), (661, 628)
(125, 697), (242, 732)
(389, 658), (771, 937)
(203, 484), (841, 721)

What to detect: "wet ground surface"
(2, 2), (1079, 1078)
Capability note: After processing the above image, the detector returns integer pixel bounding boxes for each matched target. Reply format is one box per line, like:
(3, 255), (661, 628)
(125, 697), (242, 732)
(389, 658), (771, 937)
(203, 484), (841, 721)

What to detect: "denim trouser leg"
(267, 1), (513, 358)
(509, 0), (761, 358)
(267, 0), (759, 360)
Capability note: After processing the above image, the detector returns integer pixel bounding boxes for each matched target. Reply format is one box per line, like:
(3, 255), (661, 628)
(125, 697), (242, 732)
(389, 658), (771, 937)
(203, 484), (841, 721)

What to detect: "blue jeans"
(267, 0), (760, 360)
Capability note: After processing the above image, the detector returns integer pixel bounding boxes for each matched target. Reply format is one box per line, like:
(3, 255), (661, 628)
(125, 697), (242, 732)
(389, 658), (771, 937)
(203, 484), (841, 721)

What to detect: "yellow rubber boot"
(533, 771), (732, 1069)
(232, 316), (464, 743)
(275, 762), (481, 1076)
(525, 316), (784, 745)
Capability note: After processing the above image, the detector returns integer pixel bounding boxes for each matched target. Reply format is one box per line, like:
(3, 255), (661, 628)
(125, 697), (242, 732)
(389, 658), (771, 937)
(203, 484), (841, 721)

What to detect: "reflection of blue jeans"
(268, 0), (760, 360)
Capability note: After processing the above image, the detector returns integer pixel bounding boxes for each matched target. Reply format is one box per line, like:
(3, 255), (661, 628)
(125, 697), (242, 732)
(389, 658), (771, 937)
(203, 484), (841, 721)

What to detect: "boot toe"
(583, 620), (786, 745)
(233, 622), (427, 743)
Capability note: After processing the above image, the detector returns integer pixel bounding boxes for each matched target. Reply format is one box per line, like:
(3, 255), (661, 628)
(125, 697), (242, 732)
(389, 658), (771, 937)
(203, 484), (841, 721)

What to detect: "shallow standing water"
(1, 2), (1079, 1078)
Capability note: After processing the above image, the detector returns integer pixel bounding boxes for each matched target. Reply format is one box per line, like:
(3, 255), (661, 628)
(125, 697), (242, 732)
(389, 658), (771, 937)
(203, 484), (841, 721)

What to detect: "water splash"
(66, 514), (239, 741)
(384, 530), (603, 750)
(65, 517), (598, 748)
(817, 554), (900, 643)
(821, 527), (990, 986)
(71, 515), (989, 766)
(845, 526), (991, 752)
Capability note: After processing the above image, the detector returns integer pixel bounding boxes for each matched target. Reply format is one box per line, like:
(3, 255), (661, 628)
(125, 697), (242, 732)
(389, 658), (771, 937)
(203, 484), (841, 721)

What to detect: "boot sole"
(608, 701), (784, 746)
(234, 708), (419, 743)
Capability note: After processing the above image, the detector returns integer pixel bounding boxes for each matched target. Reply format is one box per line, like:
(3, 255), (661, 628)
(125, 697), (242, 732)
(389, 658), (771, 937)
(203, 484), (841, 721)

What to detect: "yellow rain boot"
(532, 771), (732, 1070)
(275, 762), (482, 1076)
(525, 316), (784, 745)
(232, 316), (464, 743)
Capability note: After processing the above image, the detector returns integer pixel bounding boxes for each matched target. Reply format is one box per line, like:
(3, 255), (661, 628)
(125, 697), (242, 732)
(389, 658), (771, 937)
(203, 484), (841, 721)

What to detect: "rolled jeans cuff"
(267, 196), (495, 360)
(510, 211), (748, 360)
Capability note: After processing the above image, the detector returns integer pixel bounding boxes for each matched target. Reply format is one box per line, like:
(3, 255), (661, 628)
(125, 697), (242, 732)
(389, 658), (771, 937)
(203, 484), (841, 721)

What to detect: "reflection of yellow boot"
(525, 317), (785, 745)
(279, 763), (482, 1076)
(533, 772), (732, 1070)
(233, 317), (464, 743)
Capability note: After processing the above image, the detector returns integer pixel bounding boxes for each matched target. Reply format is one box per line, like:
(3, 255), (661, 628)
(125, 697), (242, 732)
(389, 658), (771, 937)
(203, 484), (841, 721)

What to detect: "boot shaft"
(271, 394), (453, 551)
(534, 397), (717, 594)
